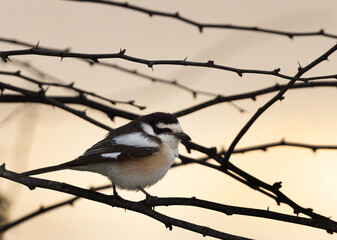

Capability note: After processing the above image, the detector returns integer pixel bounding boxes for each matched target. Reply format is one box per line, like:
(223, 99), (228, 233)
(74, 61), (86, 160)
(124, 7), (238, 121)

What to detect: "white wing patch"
(156, 122), (182, 133)
(101, 152), (121, 158)
(141, 123), (155, 136)
(113, 132), (159, 148)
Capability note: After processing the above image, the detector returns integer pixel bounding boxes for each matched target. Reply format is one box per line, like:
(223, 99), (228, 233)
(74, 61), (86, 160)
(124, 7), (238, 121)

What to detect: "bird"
(16, 112), (191, 197)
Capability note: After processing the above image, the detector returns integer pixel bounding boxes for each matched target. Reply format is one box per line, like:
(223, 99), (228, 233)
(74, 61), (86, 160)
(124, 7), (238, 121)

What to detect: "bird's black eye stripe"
(154, 127), (172, 134)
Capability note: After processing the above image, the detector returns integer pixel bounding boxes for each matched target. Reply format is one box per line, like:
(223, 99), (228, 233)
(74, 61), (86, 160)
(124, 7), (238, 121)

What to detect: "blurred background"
(0, 0), (337, 239)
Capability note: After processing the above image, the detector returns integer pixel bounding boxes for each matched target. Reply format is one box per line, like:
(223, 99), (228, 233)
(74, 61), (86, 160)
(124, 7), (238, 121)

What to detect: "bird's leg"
(109, 183), (121, 199)
(138, 187), (157, 205)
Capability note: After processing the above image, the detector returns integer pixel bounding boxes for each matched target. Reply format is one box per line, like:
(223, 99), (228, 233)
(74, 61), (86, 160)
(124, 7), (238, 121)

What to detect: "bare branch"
(66, 0), (337, 39)
(0, 184), (111, 232)
(174, 81), (337, 116)
(223, 42), (337, 164)
(0, 164), (252, 240)
(181, 141), (337, 229)
(1, 47), (336, 82)
(0, 70), (146, 110)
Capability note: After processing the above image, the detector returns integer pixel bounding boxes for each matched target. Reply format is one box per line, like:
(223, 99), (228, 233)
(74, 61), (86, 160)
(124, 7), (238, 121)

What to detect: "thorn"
(183, 56), (188, 61)
(251, 96), (256, 101)
(147, 62), (153, 70)
(312, 147), (317, 152)
(60, 57), (64, 62)
(237, 71), (243, 77)
(198, 25), (203, 33)
(288, 34), (294, 39)
(209, 147), (217, 154)
(15, 70), (21, 76)
(128, 100), (135, 105)
(35, 41), (40, 48)
(28, 185), (36, 190)
(172, 80), (177, 85)
(119, 49), (126, 55)
(207, 60), (214, 66)
(151, 78), (156, 82)
(175, 12), (180, 17)
(139, 106), (146, 110)
(192, 91), (197, 99)
(64, 47), (71, 53)
(108, 113), (115, 121)
(272, 181), (282, 190)
(267, 206), (269, 211)
(279, 96), (285, 101)
(148, 12), (153, 17)
(110, 100), (116, 105)
(165, 223), (173, 231)
(280, 138), (285, 144)
(273, 68), (281, 74)
(0, 163), (6, 169)
(319, 29), (325, 35)
(202, 227), (209, 237)
(293, 208), (300, 215)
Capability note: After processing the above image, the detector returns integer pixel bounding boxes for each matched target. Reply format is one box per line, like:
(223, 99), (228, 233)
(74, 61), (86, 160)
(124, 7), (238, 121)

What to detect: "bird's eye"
(163, 128), (172, 133)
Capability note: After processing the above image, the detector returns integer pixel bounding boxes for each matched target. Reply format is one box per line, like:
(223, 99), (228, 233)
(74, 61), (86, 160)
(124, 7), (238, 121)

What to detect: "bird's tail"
(15, 163), (69, 178)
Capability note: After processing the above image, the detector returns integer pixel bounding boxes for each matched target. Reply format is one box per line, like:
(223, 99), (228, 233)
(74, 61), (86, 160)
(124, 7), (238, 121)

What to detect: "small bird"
(16, 112), (191, 197)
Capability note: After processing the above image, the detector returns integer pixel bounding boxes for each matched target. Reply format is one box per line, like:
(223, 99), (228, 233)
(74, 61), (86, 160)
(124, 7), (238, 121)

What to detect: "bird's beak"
(175, 132), (191, 141)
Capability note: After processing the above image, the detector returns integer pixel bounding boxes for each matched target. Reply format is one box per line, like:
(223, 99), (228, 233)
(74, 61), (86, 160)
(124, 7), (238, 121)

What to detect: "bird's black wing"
(65, 134), (160, 167)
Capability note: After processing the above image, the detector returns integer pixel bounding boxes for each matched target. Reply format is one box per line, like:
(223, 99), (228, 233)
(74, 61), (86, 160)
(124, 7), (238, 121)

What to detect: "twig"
(223, 42), (337, 164)
(182, 141), (337, 229)
(174, 81), (337, 116)
(1, 182), (336, 234)
(1, 47), (337, 82)
(0, 184), (111, 232)
(0, 82), (113, 131)
(0, 164), (252, 240)
(66, 0), (337, 39)
(0, 70), (146, 110)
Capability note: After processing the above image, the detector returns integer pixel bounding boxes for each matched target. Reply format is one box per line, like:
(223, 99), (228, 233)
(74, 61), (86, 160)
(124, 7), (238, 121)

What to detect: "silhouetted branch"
(0, 70), (146, 110)
(0, 164), (252, 240)
(66, 0), (337, 39)
(1, 164), (336, 236)
(0, 82), (113, 131)
(2, 47), (337, 82)
(0, 184), (111, 232)
(181, 141), (336, 230)
(223, 42), (337, 164)
(174, 81), (337, 116)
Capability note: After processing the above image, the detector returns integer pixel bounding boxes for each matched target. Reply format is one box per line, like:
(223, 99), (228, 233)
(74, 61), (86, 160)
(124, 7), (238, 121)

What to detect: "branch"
(0, 82), (113, 131)
(181, 141), (337, 228)
(66, 0), (337, 39)
(1, 47), (336, 82)
(0, 70), (146, 110)
(174, 81), (337, 116)
(0, 164), (252, 240)
(1, 165), (336, 236)
(223, 42), (337, 163)
(234, 139), (337, 153)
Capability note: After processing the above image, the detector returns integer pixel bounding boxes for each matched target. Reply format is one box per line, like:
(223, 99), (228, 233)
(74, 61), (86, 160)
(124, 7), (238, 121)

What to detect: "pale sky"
(1, 0), (337, 240)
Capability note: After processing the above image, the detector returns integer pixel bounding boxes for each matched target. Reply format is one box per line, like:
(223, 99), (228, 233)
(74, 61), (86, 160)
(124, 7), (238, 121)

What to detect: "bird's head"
(140, 112), (191, 149)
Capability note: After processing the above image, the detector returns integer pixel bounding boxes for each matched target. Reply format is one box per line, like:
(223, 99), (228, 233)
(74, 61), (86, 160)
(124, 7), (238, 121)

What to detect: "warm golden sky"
(1, 0), (337, 239)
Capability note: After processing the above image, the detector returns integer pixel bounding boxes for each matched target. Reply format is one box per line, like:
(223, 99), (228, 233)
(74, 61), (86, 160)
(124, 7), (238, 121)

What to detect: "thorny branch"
(1, 47), (337, 82)
(0, 70), (146, 110)
(223, 42), (337, 164)
(0, 165), (252, 240)
(67, 0), (337, 39)
(1, 180), (337, 235)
